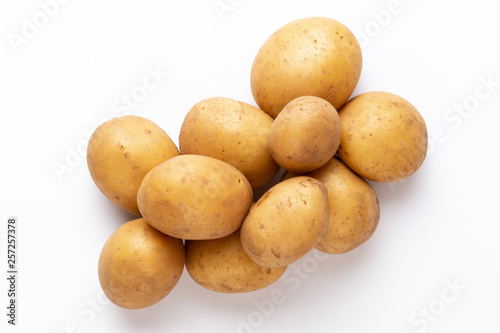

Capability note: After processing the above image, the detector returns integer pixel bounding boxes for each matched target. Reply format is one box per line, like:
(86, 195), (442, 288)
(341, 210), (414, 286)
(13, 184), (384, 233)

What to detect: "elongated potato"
(137, 154), (253, 240)
(337, 91), (428, 182)
(241, 176), (328, 268)
(98, 218), (185, 309)
(179, 97), (280, 189)
(185, 229), (286, 293)
(309, 157), (380, 254)
(251, 17), (362, 118)
(87, 115), (179, 215)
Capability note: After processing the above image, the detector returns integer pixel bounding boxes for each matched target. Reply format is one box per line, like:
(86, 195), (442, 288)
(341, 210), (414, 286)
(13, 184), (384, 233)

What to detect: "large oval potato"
(98, 218), (185, 309)
(137, 154), (253, 240)
(87, 115), (179, 215)
(269, 96), (341, 172)
(179, 97), (280, 189)
(309, 157), (380, 254)
(337, 91), (428, 182)
(241, 176), (328, 268)
(251, 17), (362, 118)
(185, 229), (286, 293)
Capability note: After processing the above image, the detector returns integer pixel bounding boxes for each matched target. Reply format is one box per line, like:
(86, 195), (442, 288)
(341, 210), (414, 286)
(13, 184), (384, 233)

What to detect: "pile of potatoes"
(88, 17), (428, 309)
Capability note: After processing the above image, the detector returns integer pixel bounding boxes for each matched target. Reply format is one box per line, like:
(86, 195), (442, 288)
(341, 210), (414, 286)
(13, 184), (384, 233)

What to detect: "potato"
(269, 96), (341, 173)
(87, 115), (179, 215)
(251, 17), (362, 118)
(309, 157), (380, 254)
(137, 154), (253, 240)
(179, 97), (280, 189)
(241, 176), (328, 268)
(98, 218), (184, 309)
(185, 229), (286, 293)
(337, 91), (428, 182)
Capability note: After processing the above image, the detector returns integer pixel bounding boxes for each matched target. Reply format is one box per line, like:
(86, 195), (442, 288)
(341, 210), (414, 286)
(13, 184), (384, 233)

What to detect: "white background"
(1, 0), (499, 332)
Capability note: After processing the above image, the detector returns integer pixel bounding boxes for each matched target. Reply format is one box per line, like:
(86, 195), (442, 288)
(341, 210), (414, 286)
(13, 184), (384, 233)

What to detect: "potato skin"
(179, 97), (280, 189)
(309, 157), (380, 254)
(87, 115), (179, 215)
(241, 176), (328, 268)
(337, 91), (428, 182)
(98, 218), (185, 309)
(251, 17), (362, 118)
(137, 154), (253, 240)
(269, 96), (341, 173)
(185, 229), (286, 293)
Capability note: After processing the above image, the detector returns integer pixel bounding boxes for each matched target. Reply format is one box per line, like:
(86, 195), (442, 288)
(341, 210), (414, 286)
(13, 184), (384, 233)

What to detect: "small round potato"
(137, 154), (253, 240)
(179, 97), (280, 189)
(251, 17), (362, 118)
(98, 218), (185, 309)
(337, 91), (428, 182)
(87, 115), (179, 215)
(309, 157), (380, 254)
(241, 176), (328, 268)
(269, 96), (341, 173)
(185, 229), (287, 293)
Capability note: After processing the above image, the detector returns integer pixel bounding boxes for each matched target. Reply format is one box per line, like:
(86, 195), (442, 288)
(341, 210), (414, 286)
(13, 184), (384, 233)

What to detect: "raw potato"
(87, 115), (179, 215)
(251, 17), (362, 118)
(98, 218), (185, 309)
(241, 176), (329, 268)
(309, 157), (380, 254)
(337, 91), (428, 182)
(179, 97), (280, 189)
(137, 154), (253, 240)
(269, 96), (341, 173)
(185, 229), (287, 293)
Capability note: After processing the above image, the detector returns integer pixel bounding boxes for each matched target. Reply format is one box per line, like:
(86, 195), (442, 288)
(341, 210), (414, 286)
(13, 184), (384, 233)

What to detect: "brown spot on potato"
(271, 249), (281, 258)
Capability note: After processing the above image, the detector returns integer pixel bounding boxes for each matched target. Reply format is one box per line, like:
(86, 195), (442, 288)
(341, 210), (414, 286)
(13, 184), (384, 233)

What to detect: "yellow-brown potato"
(137, 154), (253, 240)
(251, 17), (362, 118)
(309, 157), (380, 254)
(185, 229), (287, 293)
(98, 218), (184, 309)
(241, 176), (328, 268)
(269, 96), (341, 173)
(87, 115), (179, 215)
(337, 91), (428, 182)
(179, 97), (280, 189)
